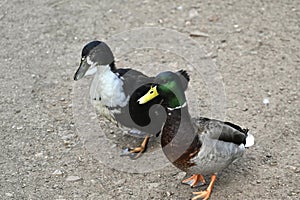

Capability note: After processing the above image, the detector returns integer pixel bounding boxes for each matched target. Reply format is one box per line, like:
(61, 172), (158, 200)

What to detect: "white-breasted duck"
(74, 41), (190, 159)
(138, 71), (254, 199)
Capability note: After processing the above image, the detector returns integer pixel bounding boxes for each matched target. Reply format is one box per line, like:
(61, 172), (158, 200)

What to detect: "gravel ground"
(1, 0), (299, 199)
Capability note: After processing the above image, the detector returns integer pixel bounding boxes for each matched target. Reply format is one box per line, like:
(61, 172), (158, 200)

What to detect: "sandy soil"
(1, 0), (299, 199)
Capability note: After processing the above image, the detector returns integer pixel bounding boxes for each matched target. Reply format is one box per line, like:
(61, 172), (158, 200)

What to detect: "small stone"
(294, 168), (300, 173)
(60, 98), (65, 101)
(66, 176), (82, 182)
(208, 15), (219, 22)
(63, 140), (70, 146)
(288, 166), (300, 173)
(176, 6), (183, 10)
(263, 98), (270, 105)
(166, 191), (172, 196)
(256, 180), (261, 184)
(16, 126), (23, 130)
(185, 20), (191, 26)
(190, 31), (209, 37)
(52, 184), (59, 189)
(269, 161), (278, 166)
(188, 9), (199, 19)
(5, 193), (13, 197)
(47, 128), (54, 132)
(288, 191), (297, 196)
(52, 169), (64, 176)
(35, 152), (43, 157)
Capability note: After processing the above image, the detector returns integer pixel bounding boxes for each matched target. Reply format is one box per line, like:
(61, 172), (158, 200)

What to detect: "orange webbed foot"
(182, 174), (206, 187)
(192, 174), (217, 200)
(121, 135), (150, 159)
(192, 190), (212, 200)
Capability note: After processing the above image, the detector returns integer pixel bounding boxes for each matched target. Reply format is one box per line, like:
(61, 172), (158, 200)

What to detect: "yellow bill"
(138, 86), (159, 104)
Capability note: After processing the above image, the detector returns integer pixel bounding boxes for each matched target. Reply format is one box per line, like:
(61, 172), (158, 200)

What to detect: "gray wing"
(194, 117), (248, 145)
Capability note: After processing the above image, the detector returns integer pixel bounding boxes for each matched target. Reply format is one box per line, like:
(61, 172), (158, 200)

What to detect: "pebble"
(66, 176), (82, 182)
(269, 161), (278, 166)
(188, 9), (199, 19)
(5, 193), (13, 197)
(185, 20), (191, 26)
(52, 169), (64, 176)
(35, 152), (44, 157)
(287, 165), (300, 173)
(190, 31), (209, 37)
(176, 6), (183, 10)
(63, 140), (70, 146)
(242, 107), (248, 111)
(47, 128), (54, 132)
(263, 98), (270, 105)
(208, 15), (219, 22)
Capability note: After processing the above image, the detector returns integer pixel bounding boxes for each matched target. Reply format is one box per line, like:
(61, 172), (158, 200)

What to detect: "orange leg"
(192, 174), (217, 200)
(182, 174), (206, 187)
(122, 135), (150, 159)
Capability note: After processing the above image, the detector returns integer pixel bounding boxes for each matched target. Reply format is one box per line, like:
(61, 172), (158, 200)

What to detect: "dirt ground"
(1, 0), (299, 199)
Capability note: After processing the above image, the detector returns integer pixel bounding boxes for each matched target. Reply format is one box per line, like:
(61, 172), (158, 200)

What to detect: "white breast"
(89, 65), (129, 108)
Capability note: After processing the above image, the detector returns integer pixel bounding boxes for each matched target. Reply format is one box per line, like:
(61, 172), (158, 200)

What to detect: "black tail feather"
(176, 70), (190, 91)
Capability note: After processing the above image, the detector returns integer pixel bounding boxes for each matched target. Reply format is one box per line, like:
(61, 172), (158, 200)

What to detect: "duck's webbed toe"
(120, 135), (150, 159)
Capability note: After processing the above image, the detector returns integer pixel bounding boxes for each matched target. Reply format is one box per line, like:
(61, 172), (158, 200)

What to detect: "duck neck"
(163, 90), (186, 110)
(161, 105), (201, 169)
(92, 64), (128, 108)
(161, 105), (196, 147)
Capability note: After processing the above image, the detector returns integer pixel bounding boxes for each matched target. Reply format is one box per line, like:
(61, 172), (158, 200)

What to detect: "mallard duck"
(138, 71), (254, 199)
(73, 41), (190, 159)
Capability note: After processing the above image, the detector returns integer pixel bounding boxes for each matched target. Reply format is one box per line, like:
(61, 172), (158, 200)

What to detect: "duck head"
(74, 41), (115, 81)
(138, 71), (187, 109)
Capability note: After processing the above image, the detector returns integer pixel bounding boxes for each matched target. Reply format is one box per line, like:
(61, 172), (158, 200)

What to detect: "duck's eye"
(150, 90), (154, 94)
